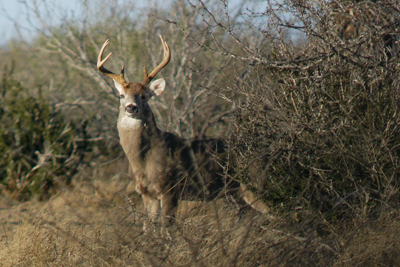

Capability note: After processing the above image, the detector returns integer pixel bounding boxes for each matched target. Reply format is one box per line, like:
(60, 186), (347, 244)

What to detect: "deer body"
(97, 36), (268, 231)
(119, 102), (227, 228)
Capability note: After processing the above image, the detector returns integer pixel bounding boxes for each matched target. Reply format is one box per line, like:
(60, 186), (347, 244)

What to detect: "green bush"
(0, 67), (91, 200)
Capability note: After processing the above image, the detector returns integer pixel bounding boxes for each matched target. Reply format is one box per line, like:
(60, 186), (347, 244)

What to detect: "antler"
(142, 35), (171, 86)
(97, 39), (127, 85)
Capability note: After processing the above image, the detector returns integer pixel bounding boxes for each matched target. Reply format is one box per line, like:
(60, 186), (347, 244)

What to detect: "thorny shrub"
(222, 0), (400, 224)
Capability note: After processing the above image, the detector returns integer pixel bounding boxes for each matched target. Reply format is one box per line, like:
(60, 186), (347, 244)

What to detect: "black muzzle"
(125, 104), (138, 115)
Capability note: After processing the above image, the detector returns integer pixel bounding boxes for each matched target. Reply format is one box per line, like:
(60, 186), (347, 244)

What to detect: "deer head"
(97, 35), (170, 122)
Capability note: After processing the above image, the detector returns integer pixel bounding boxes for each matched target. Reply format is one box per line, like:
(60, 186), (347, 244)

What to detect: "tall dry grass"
(1, 169), (399, 266)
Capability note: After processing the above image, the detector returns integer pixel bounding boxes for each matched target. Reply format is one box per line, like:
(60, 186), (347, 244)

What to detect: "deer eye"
(120, 94), (125, 98)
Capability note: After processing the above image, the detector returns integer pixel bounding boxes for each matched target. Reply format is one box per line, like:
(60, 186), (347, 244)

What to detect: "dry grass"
(1, 166), (399, 267)
(0, 173), (302, 266)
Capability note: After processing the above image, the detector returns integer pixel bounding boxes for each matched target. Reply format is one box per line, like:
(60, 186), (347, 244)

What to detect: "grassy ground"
(1, 163), (400, 266)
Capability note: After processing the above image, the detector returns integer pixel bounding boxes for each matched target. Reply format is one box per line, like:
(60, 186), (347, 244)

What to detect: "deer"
(97, 35), (269, 232)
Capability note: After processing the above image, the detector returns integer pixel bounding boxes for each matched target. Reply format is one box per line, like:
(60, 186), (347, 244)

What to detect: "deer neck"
(117, 105), (161, 166)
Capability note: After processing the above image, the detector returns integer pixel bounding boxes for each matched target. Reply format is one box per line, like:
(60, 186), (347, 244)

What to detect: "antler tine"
(142, 35), (171, 85)
(97, 39), (127, 85)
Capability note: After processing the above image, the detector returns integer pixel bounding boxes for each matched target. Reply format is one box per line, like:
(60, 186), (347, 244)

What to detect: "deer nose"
(125, 104), (138, 114)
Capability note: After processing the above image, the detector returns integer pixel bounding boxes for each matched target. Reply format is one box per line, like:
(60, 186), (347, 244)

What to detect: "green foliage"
(0, 67), (92, 200)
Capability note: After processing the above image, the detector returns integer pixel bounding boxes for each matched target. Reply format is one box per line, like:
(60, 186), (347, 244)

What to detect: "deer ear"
(148, 78), (166, 96)
(113, 79), (124, 94)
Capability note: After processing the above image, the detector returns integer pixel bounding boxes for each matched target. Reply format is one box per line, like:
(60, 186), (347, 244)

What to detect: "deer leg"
(160, 192), (176, 235)
(142, 194), (160, 232)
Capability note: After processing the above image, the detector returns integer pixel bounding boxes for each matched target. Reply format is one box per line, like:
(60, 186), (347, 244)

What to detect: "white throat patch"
(119, 115), (142, 130)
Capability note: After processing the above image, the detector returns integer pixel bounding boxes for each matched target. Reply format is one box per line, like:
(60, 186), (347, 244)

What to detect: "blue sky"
(0, 0), (80, 43)
(0, 0), (269, 45)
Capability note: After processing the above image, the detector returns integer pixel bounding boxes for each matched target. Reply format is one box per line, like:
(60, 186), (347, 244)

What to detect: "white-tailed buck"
(97, 35), (268, 231)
